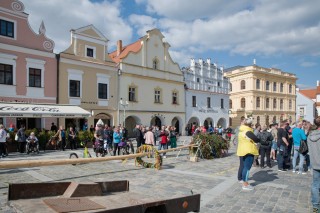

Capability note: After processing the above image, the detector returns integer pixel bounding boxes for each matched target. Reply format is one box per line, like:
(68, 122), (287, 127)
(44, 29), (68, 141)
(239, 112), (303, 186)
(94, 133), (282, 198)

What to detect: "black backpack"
(259, 131), (270, 146)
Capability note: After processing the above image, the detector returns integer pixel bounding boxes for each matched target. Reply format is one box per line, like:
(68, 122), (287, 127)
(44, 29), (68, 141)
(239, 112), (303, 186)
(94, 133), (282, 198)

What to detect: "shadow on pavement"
(250, 170), (279, 186)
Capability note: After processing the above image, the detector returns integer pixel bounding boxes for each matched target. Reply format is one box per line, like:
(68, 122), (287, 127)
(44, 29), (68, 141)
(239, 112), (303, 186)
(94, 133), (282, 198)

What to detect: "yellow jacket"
(236, 125), (259, 156)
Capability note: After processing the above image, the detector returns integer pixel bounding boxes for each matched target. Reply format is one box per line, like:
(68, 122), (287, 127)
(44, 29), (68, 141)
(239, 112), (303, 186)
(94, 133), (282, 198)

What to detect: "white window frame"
(0, 52), (17, 96)
(96, 73), (110, 106)
(67, 69), (83, 98)
(0, 16), (17, 40)
(26, 58), (45, 88)
(85, 45), (96, 59)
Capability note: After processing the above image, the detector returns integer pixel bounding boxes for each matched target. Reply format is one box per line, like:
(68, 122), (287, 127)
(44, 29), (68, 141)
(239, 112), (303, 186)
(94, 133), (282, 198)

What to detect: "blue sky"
(23, 0), (320, 89)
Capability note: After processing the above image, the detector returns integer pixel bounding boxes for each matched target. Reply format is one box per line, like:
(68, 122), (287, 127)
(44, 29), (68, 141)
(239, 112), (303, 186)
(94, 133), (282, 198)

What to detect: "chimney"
(117, 40), (122, 56)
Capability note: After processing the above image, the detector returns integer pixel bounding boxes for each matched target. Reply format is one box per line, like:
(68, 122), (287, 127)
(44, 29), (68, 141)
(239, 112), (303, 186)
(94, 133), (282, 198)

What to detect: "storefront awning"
(0, 103), (91, 118)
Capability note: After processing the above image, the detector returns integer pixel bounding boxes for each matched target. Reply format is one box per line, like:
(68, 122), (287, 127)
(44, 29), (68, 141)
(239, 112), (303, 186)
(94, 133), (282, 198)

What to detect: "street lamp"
(120, 98), (129, 127)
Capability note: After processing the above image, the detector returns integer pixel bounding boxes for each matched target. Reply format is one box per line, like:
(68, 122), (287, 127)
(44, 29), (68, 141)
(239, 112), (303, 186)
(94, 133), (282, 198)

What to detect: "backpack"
(259, 131), (270, 146)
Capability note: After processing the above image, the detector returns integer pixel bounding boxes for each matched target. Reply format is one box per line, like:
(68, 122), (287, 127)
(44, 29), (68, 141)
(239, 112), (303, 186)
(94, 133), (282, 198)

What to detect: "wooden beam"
(0, 145), (192, 169)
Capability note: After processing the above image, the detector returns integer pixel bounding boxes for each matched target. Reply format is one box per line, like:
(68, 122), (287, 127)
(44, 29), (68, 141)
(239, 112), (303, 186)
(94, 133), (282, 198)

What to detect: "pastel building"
(58, 25), (118, 129)
(182, 58), (230, 129)
(109, 29), (185, 136)
(0, 0), (57, 129)
(225, 64), (297, 127)
(298, 80), (320, 122)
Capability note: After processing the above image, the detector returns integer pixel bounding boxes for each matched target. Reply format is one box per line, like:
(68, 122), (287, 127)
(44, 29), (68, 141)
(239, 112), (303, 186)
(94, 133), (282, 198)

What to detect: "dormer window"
(85, 45), (96, 58)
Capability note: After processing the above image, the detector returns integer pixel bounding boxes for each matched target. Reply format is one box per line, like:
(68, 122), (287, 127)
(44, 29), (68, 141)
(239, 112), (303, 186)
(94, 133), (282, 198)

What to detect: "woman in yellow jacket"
(237, 118), (260, 190)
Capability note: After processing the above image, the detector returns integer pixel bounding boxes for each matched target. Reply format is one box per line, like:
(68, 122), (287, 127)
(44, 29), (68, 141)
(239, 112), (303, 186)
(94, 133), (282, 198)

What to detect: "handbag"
(298, 140), (308, 155)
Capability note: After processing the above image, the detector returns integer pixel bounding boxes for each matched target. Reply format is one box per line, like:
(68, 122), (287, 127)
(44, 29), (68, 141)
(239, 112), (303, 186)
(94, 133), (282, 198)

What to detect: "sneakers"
(238, 180), (244, 184)
(297, 172), (307, 175)
(242, 184), (254, 191)
(292, 170), (296, 173)
(278, 169), (287, 172)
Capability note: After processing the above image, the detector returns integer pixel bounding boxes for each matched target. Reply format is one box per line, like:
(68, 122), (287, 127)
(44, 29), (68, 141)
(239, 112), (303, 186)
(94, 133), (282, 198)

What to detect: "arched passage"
(217, 117), (227, 129)
(187, 117), (200, 127)
(171, 116), (182, 134)
(203, 117), (213, 129)
(150, 116), (163, 128)
(126, 116), (141, 138)
(94, 113), (112, 127)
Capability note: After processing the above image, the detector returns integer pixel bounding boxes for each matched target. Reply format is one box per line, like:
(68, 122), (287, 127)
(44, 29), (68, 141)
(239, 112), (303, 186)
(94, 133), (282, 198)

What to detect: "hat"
(96, 119), (104, 127)
(244, 118), (253, 125)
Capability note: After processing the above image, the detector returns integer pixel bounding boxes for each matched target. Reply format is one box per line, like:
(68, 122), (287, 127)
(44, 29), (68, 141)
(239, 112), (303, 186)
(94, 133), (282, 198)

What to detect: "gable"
(81, 28), (103, 39)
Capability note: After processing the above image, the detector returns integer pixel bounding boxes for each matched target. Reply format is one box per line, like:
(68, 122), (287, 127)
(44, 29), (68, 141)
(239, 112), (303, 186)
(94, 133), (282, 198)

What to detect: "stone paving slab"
(0, 137), (313, 212)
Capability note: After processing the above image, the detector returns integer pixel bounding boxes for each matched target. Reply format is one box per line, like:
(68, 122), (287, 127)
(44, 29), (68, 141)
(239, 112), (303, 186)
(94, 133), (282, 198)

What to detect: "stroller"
(94, 138), (106, 157)
(118, 138), (134, 155)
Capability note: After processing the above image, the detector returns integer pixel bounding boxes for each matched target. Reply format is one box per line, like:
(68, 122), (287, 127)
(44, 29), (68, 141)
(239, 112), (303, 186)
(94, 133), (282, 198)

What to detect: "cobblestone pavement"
(0, 136), (313, 212)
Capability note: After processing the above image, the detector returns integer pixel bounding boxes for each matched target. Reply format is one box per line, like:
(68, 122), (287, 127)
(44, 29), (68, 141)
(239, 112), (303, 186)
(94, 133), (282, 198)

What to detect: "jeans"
(238, 156), (244, 181)
(158, 143), (167, 156)
(312, 169), (320, 210)
(292, 147), (305, 172)
(277, 145), (287, 170)
(242, 154), (254, 182)
(260, 146), (271, 167)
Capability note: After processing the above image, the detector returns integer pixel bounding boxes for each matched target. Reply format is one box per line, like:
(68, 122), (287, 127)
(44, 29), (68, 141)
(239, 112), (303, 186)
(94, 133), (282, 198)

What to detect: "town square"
(0, 0), (320, 212)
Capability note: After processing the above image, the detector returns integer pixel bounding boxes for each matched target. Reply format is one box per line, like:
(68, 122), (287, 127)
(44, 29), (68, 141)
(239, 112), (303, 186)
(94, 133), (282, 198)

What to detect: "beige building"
(109, 29), (185, 136)
(224, 64), (297, 127)
(58, 25), (118, 129)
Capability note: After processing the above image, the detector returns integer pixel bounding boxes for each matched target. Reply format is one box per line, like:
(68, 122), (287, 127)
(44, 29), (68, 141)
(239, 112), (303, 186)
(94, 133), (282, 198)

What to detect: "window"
(257, 116), (260, 124)
(154, 89), (161, 103)
(289, 100), (292, 110)
(197, 78), (200, 83)
(29, 68), (41, 87)
(273, 98), (277, 109)
(207, 97), (211, 108)
(69, 80), (80, 97)
(129, 87), (136, 102)
(280, 83), (284, 93)
(0, 19), (14, 38)
(266, 98), (270, 109)
(153, 59), (158, 69)
(241, 98), (246, 108)
(266, 115), (270, 126)
(256, 79), (260, 89)
(218, 82), (221, 87)
(172, 91), (178, 104)
(0, 63), (13, 85)
(273, 82), (277, 92)
(229, 99), (233, 109)
(256, 97), (260, 108)
(280, 99), (283, 110)
(98, 83), (108, 99)
(230, 83), (232, 91)
(266, 81), (270, 91)
(221, 99), (224, 109)
(289, 84), (292, 93)
(192, 96), (196, 107)
(86, 48), (94, 57)
(241, 80), (246, 90)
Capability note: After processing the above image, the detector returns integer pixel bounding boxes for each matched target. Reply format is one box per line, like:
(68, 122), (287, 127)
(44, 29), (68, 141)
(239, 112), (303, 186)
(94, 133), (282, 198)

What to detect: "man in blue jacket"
(292, 121), (307, 174)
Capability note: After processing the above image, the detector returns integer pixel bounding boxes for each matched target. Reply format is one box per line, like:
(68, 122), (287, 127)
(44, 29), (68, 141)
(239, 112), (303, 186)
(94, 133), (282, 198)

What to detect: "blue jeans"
(158, 143), (167, 156)
(292, 147), (305, 172)
(312, 169), (320, 210)
(242, 154), (254, 182)
(277, 145), (287, 170)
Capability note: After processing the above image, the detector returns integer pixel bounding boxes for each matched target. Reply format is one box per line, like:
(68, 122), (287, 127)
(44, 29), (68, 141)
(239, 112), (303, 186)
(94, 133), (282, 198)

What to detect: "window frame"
(128, 86), (137, 102)
(256, 79), (260, 90)
(241, 80), (246, 90)
(28, 67), (41, 88)
(289, 84), (292, 93)
(0, 19), (15, 39)
(192, 96), (197, 107)
(266, 98), (270, 109)
(273, 82), (277, 92)
(0, 63), (13, 85)
(152, 58), (159, 70)
(69, 80), (81, 97)
(229, 99), (232, 109)
(154, 88), (161, 103)
(98, 83), (108, 99)
(273, 98), (277, 109)
(280, 83), (284, 93)
(85, 45), (96, 58)
(172, 91), (178, 105)
(241, 98), (246, 108)
(207, 97), (211, 108)
(220, 98), (224, 109)
(256, 97), (260, 108)
(266, 81), (270, 91)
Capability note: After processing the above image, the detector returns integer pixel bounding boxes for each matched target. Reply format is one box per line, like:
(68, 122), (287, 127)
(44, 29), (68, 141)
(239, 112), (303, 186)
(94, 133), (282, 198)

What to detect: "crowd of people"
(234, 116), (320, 213)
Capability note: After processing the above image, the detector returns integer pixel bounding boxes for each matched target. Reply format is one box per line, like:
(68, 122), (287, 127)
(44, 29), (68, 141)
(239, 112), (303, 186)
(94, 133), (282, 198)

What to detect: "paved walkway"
(0, 136), (313, 212)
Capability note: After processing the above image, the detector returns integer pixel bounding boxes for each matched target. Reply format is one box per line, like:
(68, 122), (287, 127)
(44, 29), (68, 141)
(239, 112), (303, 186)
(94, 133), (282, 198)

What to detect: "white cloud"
(128, 14), (157, 36)
(23, 0), (133, 53)
(300, 61), (317, 67)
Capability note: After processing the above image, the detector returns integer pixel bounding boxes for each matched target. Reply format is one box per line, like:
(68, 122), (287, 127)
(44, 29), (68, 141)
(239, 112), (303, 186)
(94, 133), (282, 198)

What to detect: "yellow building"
(224, 64), (297, 127)
(58, 25), (118, 129)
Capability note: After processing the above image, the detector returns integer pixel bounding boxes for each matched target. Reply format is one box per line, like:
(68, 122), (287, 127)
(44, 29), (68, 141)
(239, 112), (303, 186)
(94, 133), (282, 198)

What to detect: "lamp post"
(120, 98), (129, 127)
(117, 68), (122, 126)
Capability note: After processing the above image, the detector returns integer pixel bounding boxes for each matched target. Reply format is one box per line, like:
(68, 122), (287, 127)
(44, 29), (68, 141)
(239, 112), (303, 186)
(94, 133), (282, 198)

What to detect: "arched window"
(273, 98), (277, 109)
(256, 97), (260, 108)
(241, 98), (246, 108)
(289, 100), (292, 110)
(273, 82), (277, 92)
(241, 80), (246, 90)
(280, 83), (284, 92)
(266, 81), (270, 91)
(266, 98), (270, 108)
(152, 58), (159, 70)
(289, 84), (292, 93)
(280, 99), (283, 110)
(229, 99), (233, 109)
(266, 115), (270, 126)
(257, 116), (260, 124)
(256, 79), (260, 89)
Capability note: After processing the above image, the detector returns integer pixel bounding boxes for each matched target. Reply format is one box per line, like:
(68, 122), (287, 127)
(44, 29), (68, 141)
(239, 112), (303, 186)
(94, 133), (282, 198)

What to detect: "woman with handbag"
(292, 121), (307, 174)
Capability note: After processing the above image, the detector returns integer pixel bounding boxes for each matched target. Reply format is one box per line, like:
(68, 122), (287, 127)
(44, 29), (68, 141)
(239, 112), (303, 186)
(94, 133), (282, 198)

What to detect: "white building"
(182, 58), (230, 130)
(296, 89), (316, 123)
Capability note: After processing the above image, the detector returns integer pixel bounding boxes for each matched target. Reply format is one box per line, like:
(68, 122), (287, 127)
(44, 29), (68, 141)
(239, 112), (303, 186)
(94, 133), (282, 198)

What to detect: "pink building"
(0, 0), (57, 130)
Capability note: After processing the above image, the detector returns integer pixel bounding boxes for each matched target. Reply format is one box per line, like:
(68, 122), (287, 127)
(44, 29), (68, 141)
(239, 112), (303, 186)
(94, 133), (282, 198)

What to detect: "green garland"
(135, 145), (162, 170)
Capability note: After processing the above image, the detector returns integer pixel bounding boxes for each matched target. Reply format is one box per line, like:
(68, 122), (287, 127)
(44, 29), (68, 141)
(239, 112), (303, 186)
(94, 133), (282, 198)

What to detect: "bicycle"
(69, 139), (92, 165)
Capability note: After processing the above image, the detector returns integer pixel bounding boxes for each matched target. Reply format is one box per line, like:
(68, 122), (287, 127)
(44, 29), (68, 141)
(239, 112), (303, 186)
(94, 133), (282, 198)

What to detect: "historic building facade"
(182, 58), (230, 129)
(109, 29), (185, 136)
(58, 25), (118, 129)
(0, 0), (57, 129)
(296, 88), (317, 123)
(224, 64), (297, 127)
(299, 80), (320, 122)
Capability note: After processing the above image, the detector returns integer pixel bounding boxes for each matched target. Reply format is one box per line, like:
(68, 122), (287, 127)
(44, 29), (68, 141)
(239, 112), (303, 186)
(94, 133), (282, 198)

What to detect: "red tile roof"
(300, 89), (317, 99)
(109, 40), (142, 63)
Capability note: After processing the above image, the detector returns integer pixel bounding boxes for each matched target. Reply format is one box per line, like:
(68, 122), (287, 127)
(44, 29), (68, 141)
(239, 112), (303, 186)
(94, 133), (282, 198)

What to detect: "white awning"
(0, 103), (91, 118)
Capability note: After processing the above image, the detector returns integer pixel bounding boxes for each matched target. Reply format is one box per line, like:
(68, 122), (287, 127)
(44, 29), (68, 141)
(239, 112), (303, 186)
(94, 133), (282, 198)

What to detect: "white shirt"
(0, 129), (7, 142)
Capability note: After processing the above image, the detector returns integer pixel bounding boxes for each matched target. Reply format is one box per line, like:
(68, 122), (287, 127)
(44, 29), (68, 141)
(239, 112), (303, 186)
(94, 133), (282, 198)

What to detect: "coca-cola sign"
(0, 106), (60, 112)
